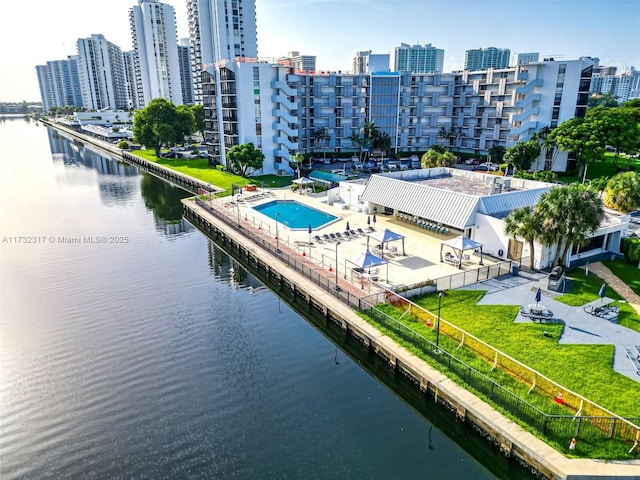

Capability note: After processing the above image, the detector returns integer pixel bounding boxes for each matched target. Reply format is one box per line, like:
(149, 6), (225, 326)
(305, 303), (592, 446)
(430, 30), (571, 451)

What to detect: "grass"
(558, 152), (640, 183)
(556, 268), (640, 333)
(131, 150), (293, 192)
(603, 258), (640, 296)
(359, 294), (640, 459)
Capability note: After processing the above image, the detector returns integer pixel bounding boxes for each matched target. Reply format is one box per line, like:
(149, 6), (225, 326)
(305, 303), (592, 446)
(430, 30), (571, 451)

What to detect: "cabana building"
(359, 168), (629, 269)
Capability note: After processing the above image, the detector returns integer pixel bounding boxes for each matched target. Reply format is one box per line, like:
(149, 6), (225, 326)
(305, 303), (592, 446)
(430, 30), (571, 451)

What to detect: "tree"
(312, 127), (330, 159)
(133, 98), (195, 156)
(503, 140), (541, 171)
(290, 151), (305, 178)
(488, 145), (506, 164)
(586, 106), (640, 164)
(190, 104), (204, 134)
(545, 117), (604, 177)
(604, 172), (640, 212)
(588, 93), (618, 108)
(349, 132), (366, 161)
(377, 132), (391, 157)
(117, 140), (130, 149)
(226, 142), (264, 177)
(503, 206), (541, 270)
(535, 184), (604, 266)
(420, 148), (456, 168)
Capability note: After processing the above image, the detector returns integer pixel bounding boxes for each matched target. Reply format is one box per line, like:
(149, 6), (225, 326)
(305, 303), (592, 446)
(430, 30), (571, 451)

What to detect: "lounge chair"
(322, 234), (331, 242)
(314, 235), (323, 243)
(356, 228), (365, 235)
(335, 232), (343, 239)
(343, 231), (351, 238)
(349, 229), (357, 236)
(329, 233), (337, 240)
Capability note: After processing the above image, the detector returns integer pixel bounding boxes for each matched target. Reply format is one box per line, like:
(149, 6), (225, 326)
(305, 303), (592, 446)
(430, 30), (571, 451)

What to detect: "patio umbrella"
(535, 288), (542, 305)
(346, 221), (350, 231)
(599, 283), (606, 303)
(367, 216), (371, 226)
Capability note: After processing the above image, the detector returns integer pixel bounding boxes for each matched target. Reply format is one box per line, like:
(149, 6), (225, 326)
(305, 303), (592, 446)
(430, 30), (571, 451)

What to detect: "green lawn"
(603, 259), (640, 296)
(558, 152), (640, 183)
(556, 268), (640, 332)
(408, 290), (640, 417)
(131, 150), (293, 192)
(360, 291), (640, 459)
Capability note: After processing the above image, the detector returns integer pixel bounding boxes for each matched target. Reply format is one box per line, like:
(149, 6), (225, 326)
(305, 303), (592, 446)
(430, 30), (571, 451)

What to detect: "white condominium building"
(76, 34), (129, 111)
(465, 47), (511, 71)
(187, 0), (258, 103)
(352, 51), (390, 74)
(36, 56), (83, 111)
(129, 0), (183, 106)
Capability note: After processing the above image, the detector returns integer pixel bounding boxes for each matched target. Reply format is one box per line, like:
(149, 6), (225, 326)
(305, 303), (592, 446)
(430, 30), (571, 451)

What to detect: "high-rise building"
(187, 0), (258, 103)
(35, 56), (83, 112)
(391, 43), (444, 73)
(76, 34), (129, 111)
(277, 51), (316, 72)
(465, 47), (511, 71)
(201, 57), (594, 175)
(590, 66), (639, 103)
(129, 0), (183, 106)
(179, 38), (195, 104)
(123, 50), (139, 109)
(352, 51), (390, 74)
(511, 52), (539, 66)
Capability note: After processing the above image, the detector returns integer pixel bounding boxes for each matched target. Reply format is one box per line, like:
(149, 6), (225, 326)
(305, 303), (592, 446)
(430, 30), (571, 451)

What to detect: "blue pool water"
(253, 200), (338, 229)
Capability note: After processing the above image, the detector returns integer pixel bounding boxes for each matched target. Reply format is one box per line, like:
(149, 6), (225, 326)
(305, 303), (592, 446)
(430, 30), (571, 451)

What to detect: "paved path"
(459, 271), (640, 382)
(589, 261), (640, 316)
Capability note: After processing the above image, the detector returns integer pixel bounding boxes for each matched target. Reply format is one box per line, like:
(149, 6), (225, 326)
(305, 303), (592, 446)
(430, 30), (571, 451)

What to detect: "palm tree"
(362, 121), (379, 160)
(535, 184), (605, 266)
(503, 206), (540, 270)
(312, 127), (330, 159)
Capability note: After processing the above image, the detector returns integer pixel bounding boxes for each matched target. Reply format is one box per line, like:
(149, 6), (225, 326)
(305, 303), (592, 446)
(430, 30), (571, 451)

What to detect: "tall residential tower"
(129, 0), (183, 106)
(465, 47), (511, 71)
(391, 43), (444, 73)
(187, 0), (258, 103)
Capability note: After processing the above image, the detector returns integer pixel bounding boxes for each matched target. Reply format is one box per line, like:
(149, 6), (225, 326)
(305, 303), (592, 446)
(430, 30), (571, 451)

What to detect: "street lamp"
(372, 211), (377, 230)
(236, 194), (242, 226)
(308, 224), (312, 256)
(435, 291), (445, 353)
(275, 213), (280, 252)
(335, 241), (342, 291)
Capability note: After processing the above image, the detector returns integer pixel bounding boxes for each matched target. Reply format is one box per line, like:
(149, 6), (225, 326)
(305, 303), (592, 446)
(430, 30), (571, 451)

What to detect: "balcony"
(515, 78), (543, 95)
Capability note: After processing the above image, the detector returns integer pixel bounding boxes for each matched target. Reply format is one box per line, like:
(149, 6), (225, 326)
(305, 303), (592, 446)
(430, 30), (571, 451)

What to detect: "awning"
(344, 251), (389, 283)
(440, 235), (484, 269)
(366, 228), (406, 257)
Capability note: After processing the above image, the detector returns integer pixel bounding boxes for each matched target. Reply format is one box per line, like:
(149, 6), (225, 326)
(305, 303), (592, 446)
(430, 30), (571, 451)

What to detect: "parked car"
(478, 162), (500, 171)
(464, 158), (480, 165)
(353, 161), (364, 170)
(387, 161), (399, 170)
(473, 165), (490, 172)
(331, 169), (347, 175)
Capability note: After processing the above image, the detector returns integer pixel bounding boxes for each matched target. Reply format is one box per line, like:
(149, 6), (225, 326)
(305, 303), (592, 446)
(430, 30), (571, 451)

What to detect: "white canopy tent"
(440, 235), (484, 269)
(291, 176), (316, 193)
(345, 251), (389, 283)
(366, 228), (406, 257)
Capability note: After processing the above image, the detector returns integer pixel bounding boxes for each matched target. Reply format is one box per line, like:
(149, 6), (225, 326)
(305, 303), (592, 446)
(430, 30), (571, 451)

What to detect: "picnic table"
(520, 304), (554, 322)
(584, 304), (618, 318)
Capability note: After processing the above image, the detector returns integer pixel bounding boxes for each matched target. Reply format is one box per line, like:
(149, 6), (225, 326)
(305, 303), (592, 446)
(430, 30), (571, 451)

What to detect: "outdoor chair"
(322, 234), (331, 242)
(349, 230), (357, 236)
(335, 232), (343, 239)
(343, 231), (351, 238)
(356, 228), (365, 235)
(329, 233), (337, 240)
(314, 235), (323, 243)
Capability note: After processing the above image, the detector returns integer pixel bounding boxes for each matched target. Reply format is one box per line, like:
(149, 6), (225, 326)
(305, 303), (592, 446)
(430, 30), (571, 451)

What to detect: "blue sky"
(1, 0), (638, 102)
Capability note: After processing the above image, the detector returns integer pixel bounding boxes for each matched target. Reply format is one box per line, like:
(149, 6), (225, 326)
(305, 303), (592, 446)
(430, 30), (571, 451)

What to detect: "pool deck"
(221, 187), (495, 289)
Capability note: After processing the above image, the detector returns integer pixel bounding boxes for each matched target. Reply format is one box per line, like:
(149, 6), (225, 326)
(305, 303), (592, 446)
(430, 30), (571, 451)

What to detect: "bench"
(624, 348), (640, 376)
(520, 306), (554, 322)
(584, 305), (618, 318)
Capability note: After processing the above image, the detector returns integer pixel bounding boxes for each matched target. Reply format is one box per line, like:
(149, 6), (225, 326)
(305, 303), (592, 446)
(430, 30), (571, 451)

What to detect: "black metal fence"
(191, 197), (640, 448)
(360, 301), (640, 446)
(435, 261), (514, 291)
(193, 198), (361, 309)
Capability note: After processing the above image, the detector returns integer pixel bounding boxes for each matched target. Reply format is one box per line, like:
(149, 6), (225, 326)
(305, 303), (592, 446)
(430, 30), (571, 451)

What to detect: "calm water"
(0, 117), (533, 479)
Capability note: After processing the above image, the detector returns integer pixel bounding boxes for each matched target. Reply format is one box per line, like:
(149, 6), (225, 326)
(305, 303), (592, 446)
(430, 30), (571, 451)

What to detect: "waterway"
(0, 117), (534, 479)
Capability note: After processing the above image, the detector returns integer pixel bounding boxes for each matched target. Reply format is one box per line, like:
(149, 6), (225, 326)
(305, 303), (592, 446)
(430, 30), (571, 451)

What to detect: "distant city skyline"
(1, 0), (638, 102)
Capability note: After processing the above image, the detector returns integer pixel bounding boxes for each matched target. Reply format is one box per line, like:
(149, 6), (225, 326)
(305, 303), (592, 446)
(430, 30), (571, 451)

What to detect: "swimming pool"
(252, 200), (339, 230)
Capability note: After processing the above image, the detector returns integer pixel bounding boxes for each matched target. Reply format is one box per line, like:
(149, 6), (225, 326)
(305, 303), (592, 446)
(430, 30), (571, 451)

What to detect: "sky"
(1, 0), (638, 103)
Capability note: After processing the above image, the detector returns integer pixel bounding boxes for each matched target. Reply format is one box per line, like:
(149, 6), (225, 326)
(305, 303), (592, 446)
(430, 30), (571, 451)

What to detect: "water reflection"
(140, 173), (195, 237)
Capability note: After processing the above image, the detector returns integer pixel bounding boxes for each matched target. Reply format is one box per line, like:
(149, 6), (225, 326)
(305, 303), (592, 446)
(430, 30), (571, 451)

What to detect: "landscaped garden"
(358, 266), (640, 459)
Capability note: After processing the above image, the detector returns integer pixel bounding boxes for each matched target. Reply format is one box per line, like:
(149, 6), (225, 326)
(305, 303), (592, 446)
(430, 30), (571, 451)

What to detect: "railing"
(193, 197), (363, 309)
(434, 261), (514, 292)
(360, 301), (640, 446)
(190, 196), (640, 449)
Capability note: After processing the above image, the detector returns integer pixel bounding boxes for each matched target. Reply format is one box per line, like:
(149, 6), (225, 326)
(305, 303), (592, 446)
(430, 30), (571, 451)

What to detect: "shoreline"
(42, 118), (640, 479)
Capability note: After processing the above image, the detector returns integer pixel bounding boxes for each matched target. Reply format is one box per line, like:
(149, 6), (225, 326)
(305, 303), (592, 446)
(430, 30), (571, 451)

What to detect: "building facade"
(129, 0), (183, 106)
(76, 34), (129, 111)
(201, 57), (594, 175)
(187, 0), (258, 103)
(179, 38), (195, 104)
(392, 43), (444, 73)
(122, 50), (139, 109)
(36, 57), (84, 111)
(511, 52), (539, 66)
(277, 51), (316, 72)
(465, 47), (511, 71)
(352, 51), (390, 74)
(590, 67), (640, 103)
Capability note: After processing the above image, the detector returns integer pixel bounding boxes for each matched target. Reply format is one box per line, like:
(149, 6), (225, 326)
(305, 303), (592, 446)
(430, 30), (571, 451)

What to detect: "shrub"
(622, 237), (640, 264)
(117, 140), (130, 149)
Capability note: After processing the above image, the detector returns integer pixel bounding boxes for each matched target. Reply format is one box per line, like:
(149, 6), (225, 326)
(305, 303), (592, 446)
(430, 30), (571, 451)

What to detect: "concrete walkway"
(589, 261), (640, 316)
(459, 271), (640, 382)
